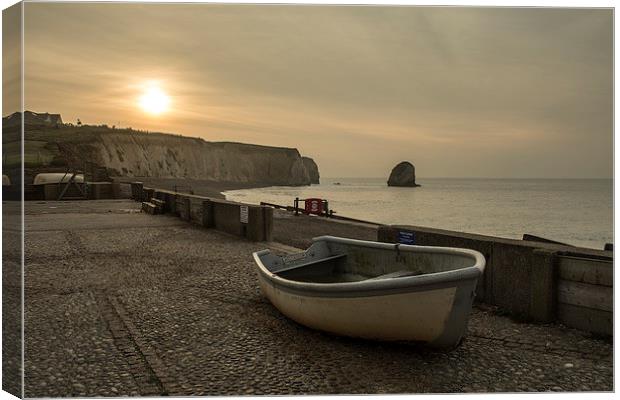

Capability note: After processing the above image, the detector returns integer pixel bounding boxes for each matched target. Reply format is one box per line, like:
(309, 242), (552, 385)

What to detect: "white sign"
(240, 205), (249, 224)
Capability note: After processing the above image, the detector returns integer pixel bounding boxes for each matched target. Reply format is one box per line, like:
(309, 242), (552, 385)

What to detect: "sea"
(223, 177), (613, 250)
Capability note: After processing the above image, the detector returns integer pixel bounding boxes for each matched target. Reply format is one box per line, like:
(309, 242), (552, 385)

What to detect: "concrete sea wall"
(126, 186), (612, 336)
(26, 181), (131, 201)
(378, 225), (613, 335)
(133, 182), (273, 242)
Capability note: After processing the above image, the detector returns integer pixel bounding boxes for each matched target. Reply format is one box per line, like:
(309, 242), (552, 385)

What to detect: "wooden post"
(294, 197), (299, 216)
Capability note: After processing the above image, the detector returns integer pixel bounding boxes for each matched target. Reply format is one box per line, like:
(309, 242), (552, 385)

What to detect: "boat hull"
(253, 236), (484, 348)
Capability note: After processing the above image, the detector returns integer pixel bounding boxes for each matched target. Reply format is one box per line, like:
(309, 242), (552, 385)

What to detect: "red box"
(304, 198), (323, 215)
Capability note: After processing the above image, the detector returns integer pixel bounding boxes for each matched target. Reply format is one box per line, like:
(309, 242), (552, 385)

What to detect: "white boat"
(33, 172), (84, 185)
(253, 236), (485, 348)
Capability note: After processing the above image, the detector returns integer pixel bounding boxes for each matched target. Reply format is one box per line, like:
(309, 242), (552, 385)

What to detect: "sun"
(138, 86), (170, 115)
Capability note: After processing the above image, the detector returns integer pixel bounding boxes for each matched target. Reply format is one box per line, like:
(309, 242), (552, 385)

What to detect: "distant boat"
(253, 236), (485, 348)
(333, 182), (341, 185)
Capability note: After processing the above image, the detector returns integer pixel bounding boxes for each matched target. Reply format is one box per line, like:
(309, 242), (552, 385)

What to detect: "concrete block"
(202, 200), (214, 228)
(143, 188), (155, 203)
(247, 206), (264, 241)
(153, 190), (165, 201)
(130, 182), (143, 201)
(530, 249), (557, 323)
(489, 241), (533, 318)
(88, 182), (113, 199)
(43, 184), (59, 200)
(558, 255), (612, 286)
(558, 303), (612, 336)
(262, 206), (274, 242)
(212, 200), (245, 237)
(188, 197), (203, 224)
(183, 197), (191, 221)
(157, 191), (175, 214)
(175, 196), (191, 221)
(111, 182), (121, 199)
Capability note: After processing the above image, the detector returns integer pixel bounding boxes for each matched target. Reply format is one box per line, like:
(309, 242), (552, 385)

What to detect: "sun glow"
(139, 86), (170, 115)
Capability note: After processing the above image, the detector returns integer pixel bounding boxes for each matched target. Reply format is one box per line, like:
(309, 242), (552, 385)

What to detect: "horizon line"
(322, 176), (614, 180)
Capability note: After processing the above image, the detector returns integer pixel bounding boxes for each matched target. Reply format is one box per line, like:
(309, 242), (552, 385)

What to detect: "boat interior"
(266, 241), (477, 284)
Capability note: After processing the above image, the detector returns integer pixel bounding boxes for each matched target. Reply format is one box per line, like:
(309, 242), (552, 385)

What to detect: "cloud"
(21, 4), (613, 178)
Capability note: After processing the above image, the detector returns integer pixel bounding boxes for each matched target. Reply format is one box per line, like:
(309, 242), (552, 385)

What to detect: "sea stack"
(387, 161), (420, 187)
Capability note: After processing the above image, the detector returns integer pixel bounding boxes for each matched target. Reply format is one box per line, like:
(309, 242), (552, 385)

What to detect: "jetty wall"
(378, 225), (612, 335)
(132, 182), (273, 242)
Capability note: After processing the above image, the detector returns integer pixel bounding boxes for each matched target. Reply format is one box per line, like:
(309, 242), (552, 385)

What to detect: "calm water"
(224, 178), (613, 250)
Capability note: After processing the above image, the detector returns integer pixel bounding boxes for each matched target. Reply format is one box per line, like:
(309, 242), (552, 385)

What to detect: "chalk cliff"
(6, 112), (320, 186)
(98, 133), (315, 185)
(302, 156), (320, 184)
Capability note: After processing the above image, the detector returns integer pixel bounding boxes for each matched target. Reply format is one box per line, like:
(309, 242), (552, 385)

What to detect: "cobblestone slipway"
(16, 200), (612, 396)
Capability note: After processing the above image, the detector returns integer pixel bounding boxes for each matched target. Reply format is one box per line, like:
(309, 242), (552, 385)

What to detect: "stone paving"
(3, 202), (23, 397)
(19, 200), (613, 396)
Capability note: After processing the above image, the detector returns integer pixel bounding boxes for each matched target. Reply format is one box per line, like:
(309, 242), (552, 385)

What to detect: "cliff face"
(10, 110), (321, 185)
(16, 119), (319, 186)
(302, 156), (320, 184)
(98, 133), (314, 185)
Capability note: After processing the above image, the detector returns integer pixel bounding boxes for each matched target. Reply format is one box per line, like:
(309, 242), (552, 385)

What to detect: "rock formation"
(302, 157), (320, 184)
(6, 112), (321, 187)
(97, 134), (316, 185)
(387, 161), (420, 187)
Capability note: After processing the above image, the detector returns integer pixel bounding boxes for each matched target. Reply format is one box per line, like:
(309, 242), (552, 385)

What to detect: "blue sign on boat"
(398, 231), (415, 245)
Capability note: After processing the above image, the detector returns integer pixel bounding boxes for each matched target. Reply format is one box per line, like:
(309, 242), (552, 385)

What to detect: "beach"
(114, 177), (273, 200)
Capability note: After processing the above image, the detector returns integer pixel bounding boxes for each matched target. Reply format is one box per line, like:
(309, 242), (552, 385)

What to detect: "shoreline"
(113, 177), (611, 250)
(114, 177), (276, 199)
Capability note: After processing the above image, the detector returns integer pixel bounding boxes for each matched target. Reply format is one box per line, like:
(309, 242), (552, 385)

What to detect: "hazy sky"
(17, 4), (613, 178)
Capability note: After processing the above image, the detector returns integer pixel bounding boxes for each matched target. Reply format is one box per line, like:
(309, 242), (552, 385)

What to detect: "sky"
(11, 4), (614, 178)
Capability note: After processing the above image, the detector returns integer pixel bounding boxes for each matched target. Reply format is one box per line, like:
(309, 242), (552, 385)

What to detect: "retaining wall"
(28, 182), (130, 200)
(556, 254), (612, 335)
(378, 225), (613, 335)
(134, 184), (273, 242)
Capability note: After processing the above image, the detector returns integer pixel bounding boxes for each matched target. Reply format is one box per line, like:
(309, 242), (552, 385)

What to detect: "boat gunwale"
(253, 236), (486, 296)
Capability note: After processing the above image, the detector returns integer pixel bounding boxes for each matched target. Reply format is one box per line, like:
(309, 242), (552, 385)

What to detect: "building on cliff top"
(2, 111), (63, 128)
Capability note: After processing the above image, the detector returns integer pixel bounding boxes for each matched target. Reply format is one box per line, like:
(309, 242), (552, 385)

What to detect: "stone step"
(141, 202), (158, 215)
(151, 198), (165, 206)
(150, 198), (165, 213)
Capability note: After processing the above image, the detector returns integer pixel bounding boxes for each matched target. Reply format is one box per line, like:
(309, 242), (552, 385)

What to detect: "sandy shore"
(113, 177), (273, 199)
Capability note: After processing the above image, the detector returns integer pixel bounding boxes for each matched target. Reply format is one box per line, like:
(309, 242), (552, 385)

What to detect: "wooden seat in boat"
(271, 253), (347, 274)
